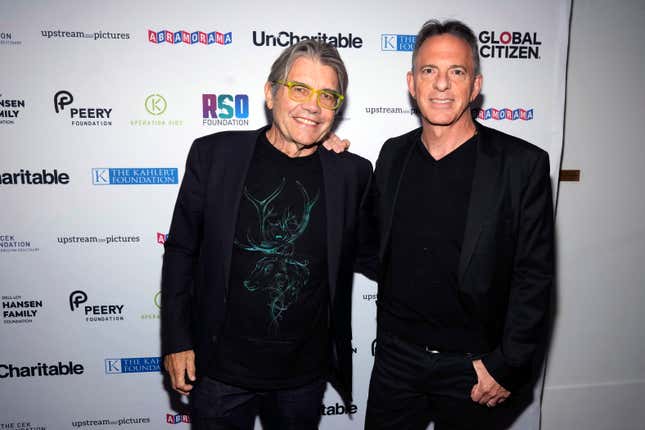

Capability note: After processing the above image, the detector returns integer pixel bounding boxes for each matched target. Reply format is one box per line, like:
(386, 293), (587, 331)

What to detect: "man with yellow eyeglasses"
(161, 39), (373, 429)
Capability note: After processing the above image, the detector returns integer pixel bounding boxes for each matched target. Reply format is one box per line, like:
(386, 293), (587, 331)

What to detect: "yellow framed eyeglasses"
(274, 80), (345, 111)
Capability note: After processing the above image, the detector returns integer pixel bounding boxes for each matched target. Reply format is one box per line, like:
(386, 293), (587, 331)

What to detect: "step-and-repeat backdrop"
(1, 1), (570, 428)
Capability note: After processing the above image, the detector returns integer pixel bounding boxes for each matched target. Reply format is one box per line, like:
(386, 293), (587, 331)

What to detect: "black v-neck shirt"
(379, 132), (487, 352)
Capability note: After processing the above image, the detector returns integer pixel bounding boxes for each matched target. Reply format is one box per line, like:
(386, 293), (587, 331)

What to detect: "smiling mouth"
(430, 98), (453, 104)
(294, 117), (319, 126)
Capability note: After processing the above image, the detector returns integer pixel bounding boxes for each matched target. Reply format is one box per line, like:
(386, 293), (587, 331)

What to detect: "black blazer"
(161, 127), (372, 403)
(366, 124), (554, 391)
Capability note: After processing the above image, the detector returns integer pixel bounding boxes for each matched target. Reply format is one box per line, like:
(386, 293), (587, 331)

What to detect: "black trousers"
(191, 376), (326, 430)
(365, 330), (516, 430)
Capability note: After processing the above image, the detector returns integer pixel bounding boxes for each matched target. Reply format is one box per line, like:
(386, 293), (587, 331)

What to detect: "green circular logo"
(154, 291), (161, 309)
(145, 94), (167, 115)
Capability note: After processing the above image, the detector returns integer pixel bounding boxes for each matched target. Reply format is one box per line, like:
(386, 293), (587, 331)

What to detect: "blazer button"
(212, 335), (218, 343)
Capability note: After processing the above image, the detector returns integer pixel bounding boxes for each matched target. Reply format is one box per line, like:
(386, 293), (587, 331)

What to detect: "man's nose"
(301, 94), (321, 112)
(433, 71), (451, 91)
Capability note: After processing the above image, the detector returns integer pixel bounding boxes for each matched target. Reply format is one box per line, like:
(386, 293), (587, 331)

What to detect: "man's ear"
(406, 71), (416, 100)
(470, 74), (483, 102)
(264, 81), (274, 110)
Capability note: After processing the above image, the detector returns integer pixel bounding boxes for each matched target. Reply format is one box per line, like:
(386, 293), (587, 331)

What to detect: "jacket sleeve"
(482, 150), (555, 391)
(355, 156), (379, 281)
(161, 139), (207, 356)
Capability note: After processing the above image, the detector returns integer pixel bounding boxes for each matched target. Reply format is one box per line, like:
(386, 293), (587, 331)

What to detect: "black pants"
(191, 376), (326, 430)
(365, 331), (516, 430)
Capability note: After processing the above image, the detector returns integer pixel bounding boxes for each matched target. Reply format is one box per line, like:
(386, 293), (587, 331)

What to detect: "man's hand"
(471, 359), (511, 407)
(322, 133), (350, 153)
(164, 349), (196, 395)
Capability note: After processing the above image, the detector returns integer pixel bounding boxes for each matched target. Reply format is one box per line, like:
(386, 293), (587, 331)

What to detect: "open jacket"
(161, 127), (372, 403)
(363, 124), (554, 391)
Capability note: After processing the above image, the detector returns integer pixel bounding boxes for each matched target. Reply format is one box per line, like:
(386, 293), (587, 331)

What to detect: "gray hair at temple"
(267, 39), (348, 97)
(411, 19), (481, 76)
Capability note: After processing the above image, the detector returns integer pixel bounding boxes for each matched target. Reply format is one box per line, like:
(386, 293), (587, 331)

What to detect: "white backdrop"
(0, 1), (570, 428)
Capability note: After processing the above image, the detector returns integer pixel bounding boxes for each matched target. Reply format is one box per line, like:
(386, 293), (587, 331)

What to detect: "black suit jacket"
(161, 127), (372, 403)
(365, 124), (554, 391)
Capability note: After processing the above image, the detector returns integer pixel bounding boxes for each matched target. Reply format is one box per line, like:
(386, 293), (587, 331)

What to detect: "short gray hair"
(267, 39), (348, 97)
(412, 19), (481, 76)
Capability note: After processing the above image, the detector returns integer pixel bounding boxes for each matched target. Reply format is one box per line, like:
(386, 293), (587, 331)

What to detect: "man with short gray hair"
(364, 19), (554, 429)
(162, 39), (371, 429)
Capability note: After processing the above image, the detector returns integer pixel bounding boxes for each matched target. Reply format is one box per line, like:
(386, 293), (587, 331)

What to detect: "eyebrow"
(289, 80), (340, 93)
(419, 63), (468, 70)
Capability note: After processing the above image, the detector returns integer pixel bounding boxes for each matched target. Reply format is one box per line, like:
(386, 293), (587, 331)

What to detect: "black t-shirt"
(210, 132), (329, 390)
(379, 132), (488, 352)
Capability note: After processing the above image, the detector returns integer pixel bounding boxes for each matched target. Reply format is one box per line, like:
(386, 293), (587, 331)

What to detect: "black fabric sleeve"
(161, 139), (207, 356)
(482, 151), (554, 391)
(355, 157), (378, 281)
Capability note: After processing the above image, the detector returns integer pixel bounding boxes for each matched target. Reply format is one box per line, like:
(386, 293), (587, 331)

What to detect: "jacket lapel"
(219, 128), (263, 293)
(318, 148), (343, 304)
(379, 133), (418, 261)
(458, 127), (502, 284)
